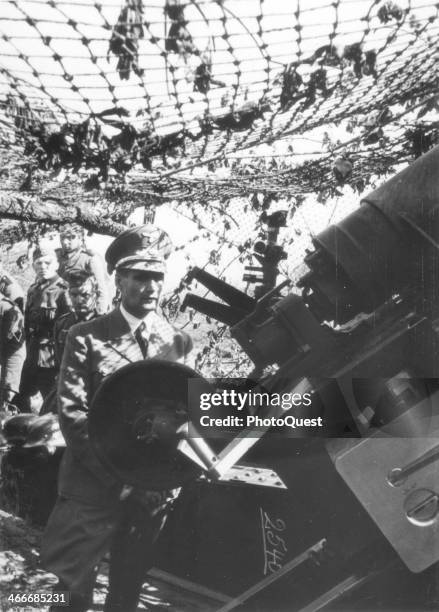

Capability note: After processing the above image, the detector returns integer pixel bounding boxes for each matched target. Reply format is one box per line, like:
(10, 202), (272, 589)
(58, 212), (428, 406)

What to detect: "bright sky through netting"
(1, 0), (438, 179)
(1, 0), (438, 374)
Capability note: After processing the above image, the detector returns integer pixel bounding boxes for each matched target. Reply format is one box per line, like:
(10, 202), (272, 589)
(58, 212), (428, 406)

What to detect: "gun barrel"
(187, 267), (255, 312)
(181, 294), (247, 327)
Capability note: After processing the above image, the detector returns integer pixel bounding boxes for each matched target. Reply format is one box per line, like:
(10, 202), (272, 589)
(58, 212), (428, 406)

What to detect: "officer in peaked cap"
(41, 225), (193, 612)
(105, 224), (173, 274)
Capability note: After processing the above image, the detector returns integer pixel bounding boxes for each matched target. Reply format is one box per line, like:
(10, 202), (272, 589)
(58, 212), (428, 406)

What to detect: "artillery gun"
(1, 145), (439, 610)
(172, 145), (439, 609)
(81, 145), (439, 610)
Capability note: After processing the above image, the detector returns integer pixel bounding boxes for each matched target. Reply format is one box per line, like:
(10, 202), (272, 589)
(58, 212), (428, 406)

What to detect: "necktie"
(135, 321), (148, 358)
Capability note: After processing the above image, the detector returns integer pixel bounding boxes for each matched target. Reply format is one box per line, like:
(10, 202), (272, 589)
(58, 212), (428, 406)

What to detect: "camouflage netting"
(0, 0), (438, 210)
(0, 0), (438, 372)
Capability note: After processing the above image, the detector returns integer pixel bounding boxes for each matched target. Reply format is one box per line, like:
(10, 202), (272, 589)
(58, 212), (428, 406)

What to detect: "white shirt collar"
(119, 304), (154, 335)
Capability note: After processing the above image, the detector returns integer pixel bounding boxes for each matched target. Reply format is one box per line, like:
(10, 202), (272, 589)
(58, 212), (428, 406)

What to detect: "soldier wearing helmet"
(41, 225), (193, 612)
(57, 224), (110, 315)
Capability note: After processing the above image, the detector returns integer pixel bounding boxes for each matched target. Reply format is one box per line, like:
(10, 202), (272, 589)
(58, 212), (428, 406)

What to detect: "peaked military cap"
(105, 224), (173, 274)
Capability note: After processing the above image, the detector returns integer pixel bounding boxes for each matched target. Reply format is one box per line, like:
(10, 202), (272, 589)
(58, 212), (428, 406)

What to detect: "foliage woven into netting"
(0, 0), (439, 218)
(1, 0), (438, 375)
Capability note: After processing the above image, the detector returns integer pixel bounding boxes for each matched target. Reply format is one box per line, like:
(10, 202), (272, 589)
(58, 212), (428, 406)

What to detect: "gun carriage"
(2, 146), (439, 611)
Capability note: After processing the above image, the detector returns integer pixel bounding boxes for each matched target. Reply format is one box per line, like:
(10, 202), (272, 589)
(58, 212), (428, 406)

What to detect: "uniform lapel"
(106, 308), (144, 363)
(105, 309), (179, 363)
(148, 312), (178, 359)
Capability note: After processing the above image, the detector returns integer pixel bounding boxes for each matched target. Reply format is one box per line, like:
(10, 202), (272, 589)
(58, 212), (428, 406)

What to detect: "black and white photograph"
(0, 1), (438, 610)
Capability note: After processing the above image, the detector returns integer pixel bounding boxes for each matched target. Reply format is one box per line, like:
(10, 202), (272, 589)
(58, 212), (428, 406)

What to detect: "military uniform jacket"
(53, 311), (99, 368)
(57, 308), (193, 506)
(25, 275), (70, 369)
(53, 312), (78, 368)
(57, 248), (110, 315)
(0, 271), (25, 311)
(0, 295), (25, 399)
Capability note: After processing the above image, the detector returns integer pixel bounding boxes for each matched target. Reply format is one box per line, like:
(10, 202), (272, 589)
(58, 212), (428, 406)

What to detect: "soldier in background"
(53, 272), (100, 367)
(17, 247), (70, 413)
(40, 272), (100, 416)
(57, 225), (110, 315)
(0, 267), (25, 312)
(0, 291), (25, 410)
